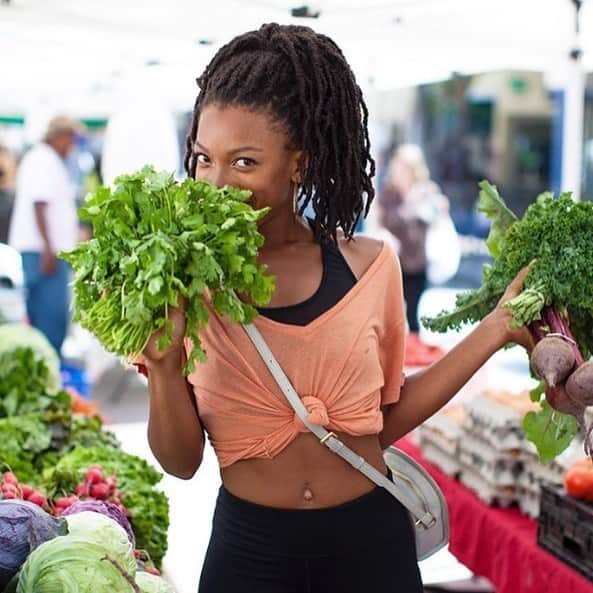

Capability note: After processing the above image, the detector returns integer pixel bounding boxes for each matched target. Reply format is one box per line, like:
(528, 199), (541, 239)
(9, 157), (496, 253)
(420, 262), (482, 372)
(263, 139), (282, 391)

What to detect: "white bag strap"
(242, 323), (435, 528)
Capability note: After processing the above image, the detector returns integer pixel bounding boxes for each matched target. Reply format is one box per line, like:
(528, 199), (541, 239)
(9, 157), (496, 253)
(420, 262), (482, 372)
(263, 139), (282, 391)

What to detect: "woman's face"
(193, 103), (302, 218)
(389, 156), (415, 194)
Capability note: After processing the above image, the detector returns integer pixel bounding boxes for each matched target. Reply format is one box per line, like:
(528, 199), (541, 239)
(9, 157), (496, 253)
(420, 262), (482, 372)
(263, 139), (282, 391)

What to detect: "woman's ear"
(291, 150), (309, 184)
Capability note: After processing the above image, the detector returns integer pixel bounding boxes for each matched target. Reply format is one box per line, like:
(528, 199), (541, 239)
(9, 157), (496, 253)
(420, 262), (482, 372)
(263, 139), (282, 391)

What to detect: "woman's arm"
(379, 266), (534, 449)
(146, 351), (205, 479)
(142, 301), (205, 479)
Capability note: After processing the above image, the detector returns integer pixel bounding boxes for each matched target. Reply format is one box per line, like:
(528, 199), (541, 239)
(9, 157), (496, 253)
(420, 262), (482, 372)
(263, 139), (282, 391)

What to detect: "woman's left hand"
(486, 265), (536, 352)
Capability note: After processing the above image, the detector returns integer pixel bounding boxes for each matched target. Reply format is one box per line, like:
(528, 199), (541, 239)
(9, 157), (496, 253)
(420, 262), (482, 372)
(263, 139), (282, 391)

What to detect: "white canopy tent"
(0, 0), (592, 190)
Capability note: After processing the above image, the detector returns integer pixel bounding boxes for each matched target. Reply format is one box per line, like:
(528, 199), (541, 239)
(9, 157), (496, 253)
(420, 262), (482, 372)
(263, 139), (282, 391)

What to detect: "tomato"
(564, 467), (593, 500)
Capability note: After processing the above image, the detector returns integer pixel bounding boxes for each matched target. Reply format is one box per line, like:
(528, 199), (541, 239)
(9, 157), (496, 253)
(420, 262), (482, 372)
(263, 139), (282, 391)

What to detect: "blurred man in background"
(8, 115), (82, 357)
(0, 145), (17, 243)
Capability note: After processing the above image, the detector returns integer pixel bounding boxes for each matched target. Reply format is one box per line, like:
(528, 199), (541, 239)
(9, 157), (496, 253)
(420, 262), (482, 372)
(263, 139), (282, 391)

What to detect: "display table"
(397, 438), (593, 593)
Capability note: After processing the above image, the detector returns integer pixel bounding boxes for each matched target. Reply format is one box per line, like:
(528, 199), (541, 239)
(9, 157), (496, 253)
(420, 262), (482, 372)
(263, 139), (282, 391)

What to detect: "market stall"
(399, 437), (593, 593)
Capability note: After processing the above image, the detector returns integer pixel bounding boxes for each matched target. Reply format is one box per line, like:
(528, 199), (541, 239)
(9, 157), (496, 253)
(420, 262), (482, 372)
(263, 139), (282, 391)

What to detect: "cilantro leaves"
(60, 166), (275, 374)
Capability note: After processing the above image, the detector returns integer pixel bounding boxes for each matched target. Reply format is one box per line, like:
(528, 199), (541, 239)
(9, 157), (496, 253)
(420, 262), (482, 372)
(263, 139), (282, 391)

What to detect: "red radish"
(20, 484), (34, 499)
(55, 496), (73, 509)
(1, 483), (18, 498)
(28, 492), (48, 508)
(2, 472), (18, 486)
(105, 476), (117, 492)
(531, 336), (575, 388)
(75, 482), (90, 497)
(146, 567), (160, 576)
(85, 467), (104, 485)
(90, 483), (110, 500)
(565, 361), (593, 406)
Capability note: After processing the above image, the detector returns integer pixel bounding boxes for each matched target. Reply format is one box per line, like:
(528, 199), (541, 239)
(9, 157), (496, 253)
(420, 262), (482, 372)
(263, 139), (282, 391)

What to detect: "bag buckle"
(320, 431), (338, 445)
(415, 512), (437, 529)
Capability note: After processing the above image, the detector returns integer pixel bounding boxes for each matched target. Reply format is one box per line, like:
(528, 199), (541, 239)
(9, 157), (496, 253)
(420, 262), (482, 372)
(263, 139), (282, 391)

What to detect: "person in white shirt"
(8, 115), (81, 356)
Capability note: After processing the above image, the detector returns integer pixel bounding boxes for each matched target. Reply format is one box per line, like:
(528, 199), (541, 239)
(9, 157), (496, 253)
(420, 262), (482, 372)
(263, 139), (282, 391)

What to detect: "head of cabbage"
(0, 324), (60, 391)
(17, 535), (137, 593)
(135, 572), (176, 593)
(64, 511), (136, 575)
(0, 500), (66, 590)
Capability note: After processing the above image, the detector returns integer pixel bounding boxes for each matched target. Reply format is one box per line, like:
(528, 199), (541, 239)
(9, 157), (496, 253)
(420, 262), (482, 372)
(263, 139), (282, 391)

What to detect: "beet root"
(565, 361), (593, 406)
(531, 336), (576, 388)
(546, 382), (593, 457)
(546, 383), (585, 419)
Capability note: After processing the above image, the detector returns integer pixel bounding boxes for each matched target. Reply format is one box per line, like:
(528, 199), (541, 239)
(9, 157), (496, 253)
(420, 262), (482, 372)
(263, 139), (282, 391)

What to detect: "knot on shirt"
(293, 395), (330, 433)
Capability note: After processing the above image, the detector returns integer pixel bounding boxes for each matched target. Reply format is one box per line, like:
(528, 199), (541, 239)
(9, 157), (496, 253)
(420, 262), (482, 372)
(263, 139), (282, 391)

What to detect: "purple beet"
(565, 361), (593, 406)
(546, 383), (585, 419)
(531, 336), (575, 388)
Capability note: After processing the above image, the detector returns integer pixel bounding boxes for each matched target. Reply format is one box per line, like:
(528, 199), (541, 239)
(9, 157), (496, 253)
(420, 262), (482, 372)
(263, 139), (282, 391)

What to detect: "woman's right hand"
(142, 297), (187, 366)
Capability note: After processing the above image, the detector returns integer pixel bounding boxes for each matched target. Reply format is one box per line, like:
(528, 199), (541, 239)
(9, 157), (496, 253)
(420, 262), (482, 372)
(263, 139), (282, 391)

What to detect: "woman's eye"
(234, 157), (255, 168)
(196, 153), (210, 165)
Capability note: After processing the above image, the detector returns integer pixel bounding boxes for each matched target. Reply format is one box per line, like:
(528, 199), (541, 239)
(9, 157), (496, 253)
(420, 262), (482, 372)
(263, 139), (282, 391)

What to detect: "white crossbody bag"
(243, 322), (449, 560)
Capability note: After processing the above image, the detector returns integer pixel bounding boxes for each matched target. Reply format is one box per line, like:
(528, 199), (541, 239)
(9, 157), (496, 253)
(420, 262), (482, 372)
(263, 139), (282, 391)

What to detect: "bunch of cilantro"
(422, 181), (593, 461)
(60, 166), (275, 374)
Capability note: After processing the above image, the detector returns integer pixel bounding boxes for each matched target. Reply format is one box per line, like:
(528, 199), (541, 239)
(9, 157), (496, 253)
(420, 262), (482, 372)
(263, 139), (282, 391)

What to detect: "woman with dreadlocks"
(141, 23), (532, 593)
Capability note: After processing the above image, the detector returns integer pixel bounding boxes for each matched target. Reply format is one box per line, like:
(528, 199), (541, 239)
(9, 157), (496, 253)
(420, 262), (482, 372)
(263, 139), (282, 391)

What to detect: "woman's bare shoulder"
(337, 232), (383, 280)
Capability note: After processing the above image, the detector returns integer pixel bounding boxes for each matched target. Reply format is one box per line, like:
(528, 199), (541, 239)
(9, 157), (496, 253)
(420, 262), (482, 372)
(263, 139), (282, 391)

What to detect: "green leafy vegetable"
(476, 180), (518, 258)
(423, 184), (593, 351)
(0, 348), (70, 418)
(422, 181), (593, 460)
(0, 325), (61, 392)
(60, 166), (275, 374)
(523, 400), (579, 462)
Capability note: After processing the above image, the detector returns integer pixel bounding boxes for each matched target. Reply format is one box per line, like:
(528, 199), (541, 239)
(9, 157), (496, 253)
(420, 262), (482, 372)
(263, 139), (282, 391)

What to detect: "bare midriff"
(221, 432), (388, 509)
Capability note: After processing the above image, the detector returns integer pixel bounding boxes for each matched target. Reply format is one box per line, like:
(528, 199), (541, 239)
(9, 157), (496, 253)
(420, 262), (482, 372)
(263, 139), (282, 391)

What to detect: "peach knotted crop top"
(184, 241), (406, 468)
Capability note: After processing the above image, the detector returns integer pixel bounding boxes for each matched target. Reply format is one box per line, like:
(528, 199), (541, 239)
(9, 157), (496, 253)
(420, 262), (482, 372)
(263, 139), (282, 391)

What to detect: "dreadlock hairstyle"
(184, 23), (375, 243)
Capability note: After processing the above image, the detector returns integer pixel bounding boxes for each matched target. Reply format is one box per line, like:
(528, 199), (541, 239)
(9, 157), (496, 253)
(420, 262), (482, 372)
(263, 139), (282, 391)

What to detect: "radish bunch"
(1, 471), (48, 509)
(60, 464), (127, 518)
(0, 466), (128, 519)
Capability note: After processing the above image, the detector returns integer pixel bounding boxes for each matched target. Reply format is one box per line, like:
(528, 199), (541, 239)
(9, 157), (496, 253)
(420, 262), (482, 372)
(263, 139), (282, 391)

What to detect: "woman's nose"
(198, 165), (229, 188)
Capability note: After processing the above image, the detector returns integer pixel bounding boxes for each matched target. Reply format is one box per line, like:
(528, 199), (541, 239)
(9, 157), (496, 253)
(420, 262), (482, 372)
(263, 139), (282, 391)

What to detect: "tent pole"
(561, 0), (585, 199)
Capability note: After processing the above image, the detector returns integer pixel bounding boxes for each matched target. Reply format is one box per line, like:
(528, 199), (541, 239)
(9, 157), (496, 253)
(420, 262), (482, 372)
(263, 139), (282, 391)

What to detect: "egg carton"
(458, 449), (521, 487)
(458, 431), (523, 468)
(462, 418), (526, 452)
(459, 465), (516, 507)
(422, 409), (464, 442)
(419, 441), (461, 477)
(464, 393), (524, 430)
(516, 487), (541, 518)
(419, 427), (459, 457)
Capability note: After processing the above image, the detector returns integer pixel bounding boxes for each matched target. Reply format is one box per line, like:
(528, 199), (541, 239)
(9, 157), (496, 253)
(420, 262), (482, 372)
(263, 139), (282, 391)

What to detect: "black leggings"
(198, 473), (423, 593)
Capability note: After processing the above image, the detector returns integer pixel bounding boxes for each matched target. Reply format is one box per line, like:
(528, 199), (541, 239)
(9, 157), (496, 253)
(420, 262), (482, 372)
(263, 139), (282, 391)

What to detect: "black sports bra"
(257, 221), (357, 326)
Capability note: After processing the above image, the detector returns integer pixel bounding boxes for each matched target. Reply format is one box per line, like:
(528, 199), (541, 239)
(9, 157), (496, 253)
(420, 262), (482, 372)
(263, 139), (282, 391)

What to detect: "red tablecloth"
(396, 438), (593, 593)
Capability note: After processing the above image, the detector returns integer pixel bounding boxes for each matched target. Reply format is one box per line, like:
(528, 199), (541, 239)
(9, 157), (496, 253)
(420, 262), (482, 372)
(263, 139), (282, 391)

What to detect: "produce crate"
(537, 482), (593, 582)
(60, 363), (91, 398)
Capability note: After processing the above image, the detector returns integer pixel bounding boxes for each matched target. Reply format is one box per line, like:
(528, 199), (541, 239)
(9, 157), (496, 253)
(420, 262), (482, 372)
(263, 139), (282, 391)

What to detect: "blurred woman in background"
(379, 144), (451, 349)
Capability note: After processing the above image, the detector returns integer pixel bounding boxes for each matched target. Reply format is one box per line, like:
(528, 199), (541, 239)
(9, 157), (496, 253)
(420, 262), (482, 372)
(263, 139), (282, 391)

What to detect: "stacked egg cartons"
(421, 389), (585, 514)
(453, 390), (540, 506)
(418, 406), (465, 477)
